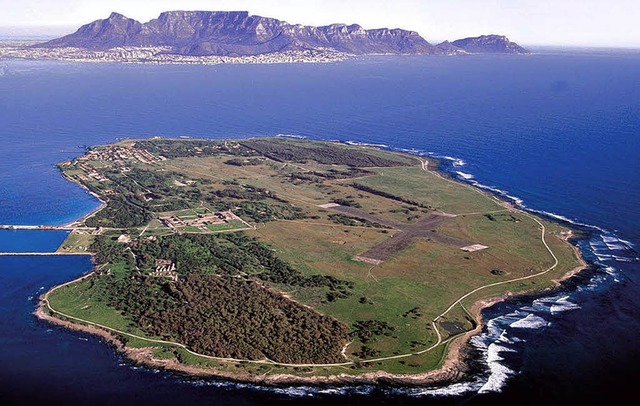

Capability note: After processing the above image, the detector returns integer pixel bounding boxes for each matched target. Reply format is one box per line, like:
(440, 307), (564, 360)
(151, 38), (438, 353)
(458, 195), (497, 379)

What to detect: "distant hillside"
(42, 11), (434, 56)
(450, 35), (529, 54)
(40, 11), (529, 57)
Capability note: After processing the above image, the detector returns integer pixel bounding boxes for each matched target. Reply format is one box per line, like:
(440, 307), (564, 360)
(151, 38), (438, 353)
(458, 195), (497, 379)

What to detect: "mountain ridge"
(40, 11), (529, 57)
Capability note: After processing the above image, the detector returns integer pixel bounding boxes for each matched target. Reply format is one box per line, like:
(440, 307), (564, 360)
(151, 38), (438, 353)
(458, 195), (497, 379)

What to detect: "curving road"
(41, 160), (562, 369)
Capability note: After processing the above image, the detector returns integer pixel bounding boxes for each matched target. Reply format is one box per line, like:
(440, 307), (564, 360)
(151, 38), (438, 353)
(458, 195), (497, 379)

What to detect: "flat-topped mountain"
(39, 11), (529, 57)
(42, 11), (434, 56)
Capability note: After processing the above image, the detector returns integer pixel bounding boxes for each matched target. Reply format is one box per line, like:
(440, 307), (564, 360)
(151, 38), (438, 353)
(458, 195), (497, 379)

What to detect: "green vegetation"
(354, 166), (504, 214)
(79, 270), (347, 363)
(50, 137), (584, 380)
(239, 138), (414, 167)
(135, 139), (256, 159)
(328, 213), (388, 228)
(57, 231), (95, 253)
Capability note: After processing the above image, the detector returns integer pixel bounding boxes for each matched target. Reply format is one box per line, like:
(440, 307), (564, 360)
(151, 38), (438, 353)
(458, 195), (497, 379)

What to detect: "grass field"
(354, 166), (505, 215)
(49, 138), (585, 378)
(47, 271), (146, 337)
(57, 231), (96, 253)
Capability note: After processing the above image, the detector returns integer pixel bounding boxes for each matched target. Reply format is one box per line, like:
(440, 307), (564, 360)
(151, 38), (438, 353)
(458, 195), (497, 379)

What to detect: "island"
(0, 11), (529, 65)
(36, 137), (584, 385)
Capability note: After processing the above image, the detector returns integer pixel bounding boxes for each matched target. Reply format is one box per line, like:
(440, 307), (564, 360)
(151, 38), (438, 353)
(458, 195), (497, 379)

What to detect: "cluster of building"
(159, 210), (235, 231)
(0, 45), (349, 65)
(82, 144), (165, 166)
(150, 259), (179, 281)
(76, 162), (109, 182)
(58, 144), (167, 185)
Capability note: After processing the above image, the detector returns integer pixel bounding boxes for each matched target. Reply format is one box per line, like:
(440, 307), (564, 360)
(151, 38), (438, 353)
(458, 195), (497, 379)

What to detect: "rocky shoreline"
(34, 260), (590, 387)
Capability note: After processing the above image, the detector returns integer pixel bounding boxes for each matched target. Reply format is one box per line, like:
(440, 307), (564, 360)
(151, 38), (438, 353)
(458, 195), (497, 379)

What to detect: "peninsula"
(0, 11), (529, 65)
(37, 137), (583, 384)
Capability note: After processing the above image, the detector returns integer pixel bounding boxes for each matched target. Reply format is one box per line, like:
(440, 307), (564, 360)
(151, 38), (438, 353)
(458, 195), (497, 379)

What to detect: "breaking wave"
(275, 133), (307, 139)
(345, 140), (389, 148)
(376, 146), (637, 395)
(456, 171), (474, 180)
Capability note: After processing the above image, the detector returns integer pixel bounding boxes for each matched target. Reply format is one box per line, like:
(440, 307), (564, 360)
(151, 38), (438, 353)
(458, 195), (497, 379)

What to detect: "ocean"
(0, 52), (638, 404)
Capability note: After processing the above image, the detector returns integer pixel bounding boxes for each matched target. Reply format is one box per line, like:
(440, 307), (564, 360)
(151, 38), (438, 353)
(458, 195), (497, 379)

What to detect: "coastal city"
(0, 42), (349, 65)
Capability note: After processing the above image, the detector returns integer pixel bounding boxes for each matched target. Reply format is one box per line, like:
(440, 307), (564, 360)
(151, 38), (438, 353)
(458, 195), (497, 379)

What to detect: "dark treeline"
(85, 195), (152, 228)
(224, 157), (264, 166)
(213, 184), (287, 204)
(234, 201), (306, 223)
(287, 167), (373, 184)
(351, 183), (432, 209)
(330, 197), (362, 208)
(98, 273), (348, 363)
(136, 140), (257, 159)
(91, 232), (353, 301)
(328, 214), (388, 229)
(87, 231), (354, 363)
(351, 320), (396, 344)
(241, 140), (411, 167)
(82, 162), (309, 228)
(91, 234), (136, 266)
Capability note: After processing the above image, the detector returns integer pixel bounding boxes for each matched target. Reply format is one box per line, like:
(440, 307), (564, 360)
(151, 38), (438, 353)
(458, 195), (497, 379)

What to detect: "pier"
(0, 252), (91, 256)
(0, 226), (96, 256)
(0, 225), (113, 231)
(0, 225), (75, 231)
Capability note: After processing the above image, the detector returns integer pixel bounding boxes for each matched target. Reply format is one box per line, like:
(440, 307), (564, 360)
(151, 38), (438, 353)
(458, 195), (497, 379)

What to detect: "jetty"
(0, 225), (73, 231)
(0, 225), (115, 231)
(0, 252), (90, 256)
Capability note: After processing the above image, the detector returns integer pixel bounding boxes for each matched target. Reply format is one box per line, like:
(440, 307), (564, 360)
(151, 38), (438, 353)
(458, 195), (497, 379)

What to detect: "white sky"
(0, 0), (638, 47)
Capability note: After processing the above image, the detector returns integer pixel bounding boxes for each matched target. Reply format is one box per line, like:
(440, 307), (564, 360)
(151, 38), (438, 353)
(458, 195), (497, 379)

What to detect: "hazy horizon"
(0, 1), (639, 48)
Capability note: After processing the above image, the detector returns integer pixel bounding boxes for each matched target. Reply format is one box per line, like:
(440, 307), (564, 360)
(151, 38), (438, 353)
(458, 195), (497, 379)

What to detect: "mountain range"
(41, 11), (529, 56)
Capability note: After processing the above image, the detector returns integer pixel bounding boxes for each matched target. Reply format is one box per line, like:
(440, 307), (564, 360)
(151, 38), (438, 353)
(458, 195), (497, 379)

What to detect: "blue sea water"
(0, 230), (68, 252)
(0, 52), (638, 404)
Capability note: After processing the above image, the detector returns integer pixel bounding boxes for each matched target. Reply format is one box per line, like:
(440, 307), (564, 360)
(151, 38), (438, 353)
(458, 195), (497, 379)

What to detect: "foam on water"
(478, 344), (516, 394)
(407, 150), (640, 395)
(456, 171), (474, 180)
(550, 297), (582, 314)
(442, 156), (466, 167)
(345, 140), (389, 148)
(388, 381), (485, 397)
(185, 377), (377, 398)
(509, 314), (549, 329)
(275, 133), (307, 139)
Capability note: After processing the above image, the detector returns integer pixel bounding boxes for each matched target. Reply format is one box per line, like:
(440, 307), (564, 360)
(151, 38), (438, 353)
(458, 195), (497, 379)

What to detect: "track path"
(41, 159), (560, 368)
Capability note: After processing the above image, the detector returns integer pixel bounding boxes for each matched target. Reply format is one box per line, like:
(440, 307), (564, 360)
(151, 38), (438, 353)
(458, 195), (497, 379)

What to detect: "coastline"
(59, 170), (107, 228)
(33, 139), (591, 387)
(34, 264), (591, 387)
(34, 293), (464, 386)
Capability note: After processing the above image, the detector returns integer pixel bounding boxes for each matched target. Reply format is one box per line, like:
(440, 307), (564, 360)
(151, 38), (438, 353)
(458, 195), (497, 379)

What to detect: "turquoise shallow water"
(0, 52), (638, 403)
